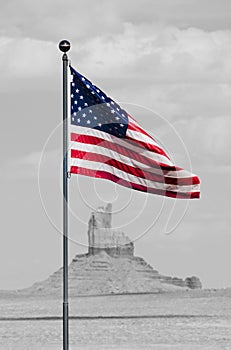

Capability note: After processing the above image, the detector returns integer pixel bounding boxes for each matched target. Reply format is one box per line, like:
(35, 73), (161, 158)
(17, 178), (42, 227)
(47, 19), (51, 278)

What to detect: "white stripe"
(128, 116), (172, 159)
(128, 116), (158, 146)
(70, 125), (173, 167)
(71, 141), (153, 171)
(165, 169), (196, 178)
(70, 158), (200, 193)
(70, 141), (197, 180)
(126, 129), (160, 149)
(128, 115), (141, 127)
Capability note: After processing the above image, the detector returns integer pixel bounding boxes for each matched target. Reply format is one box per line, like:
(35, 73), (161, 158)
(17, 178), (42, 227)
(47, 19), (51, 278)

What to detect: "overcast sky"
(0, 0), (231, 290)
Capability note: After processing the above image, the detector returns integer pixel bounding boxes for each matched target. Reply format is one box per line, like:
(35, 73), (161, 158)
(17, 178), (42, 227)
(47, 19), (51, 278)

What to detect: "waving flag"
(69, 66), (200, 199)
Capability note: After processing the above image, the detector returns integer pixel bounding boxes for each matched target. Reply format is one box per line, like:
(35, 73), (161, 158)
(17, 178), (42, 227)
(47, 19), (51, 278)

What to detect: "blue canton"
(70, 66), (128, 138)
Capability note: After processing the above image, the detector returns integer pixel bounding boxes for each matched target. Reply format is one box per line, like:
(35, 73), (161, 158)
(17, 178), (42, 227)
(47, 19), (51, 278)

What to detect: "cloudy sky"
(0, 0), (231, 290)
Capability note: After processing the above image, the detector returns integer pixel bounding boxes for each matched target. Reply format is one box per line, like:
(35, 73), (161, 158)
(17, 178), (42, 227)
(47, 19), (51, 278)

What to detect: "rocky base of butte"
(24, 204), (202, 296)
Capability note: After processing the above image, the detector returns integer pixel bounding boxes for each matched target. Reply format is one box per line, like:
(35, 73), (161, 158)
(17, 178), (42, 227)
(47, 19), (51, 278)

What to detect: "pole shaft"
(62, 52), (69, 350)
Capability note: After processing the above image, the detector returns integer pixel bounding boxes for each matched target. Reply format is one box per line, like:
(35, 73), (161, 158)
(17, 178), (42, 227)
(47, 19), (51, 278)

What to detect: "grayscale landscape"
(1, 205), (231, 349)
(1, 0), (231, 349)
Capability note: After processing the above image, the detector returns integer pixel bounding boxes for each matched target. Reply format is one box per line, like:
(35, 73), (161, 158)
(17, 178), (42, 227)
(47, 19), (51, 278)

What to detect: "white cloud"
(1, 24), (231, 169)
(0, 37), (58, 80)
(74, 25), (231, 84)
(1, 25), (231, 83)
(1, 0), (231, 41)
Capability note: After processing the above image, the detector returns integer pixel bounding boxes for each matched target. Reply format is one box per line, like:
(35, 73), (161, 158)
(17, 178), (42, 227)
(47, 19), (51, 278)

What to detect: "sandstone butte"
(23, 203), (202, 296)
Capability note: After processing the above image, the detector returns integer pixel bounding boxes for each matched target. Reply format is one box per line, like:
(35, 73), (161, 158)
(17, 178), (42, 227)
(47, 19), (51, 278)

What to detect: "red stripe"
(70, 132), (181, 172)
(128, 116), (158, 143)
(70, 166), (200, 199)
(128, 122), (157, 141)
(71, 150), (200, 186)
(126, 134), (170, 159)
(127, 117), (170, 159)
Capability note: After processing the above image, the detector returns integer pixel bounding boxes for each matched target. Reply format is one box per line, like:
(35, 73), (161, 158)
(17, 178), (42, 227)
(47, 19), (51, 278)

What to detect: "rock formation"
(88, 203), (134, 257)
(23, 203), (202, 296)
(185, 276), (202, 289)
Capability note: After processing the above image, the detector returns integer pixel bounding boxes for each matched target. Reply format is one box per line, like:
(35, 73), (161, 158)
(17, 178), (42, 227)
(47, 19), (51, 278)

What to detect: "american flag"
(69, 66), (200, 199)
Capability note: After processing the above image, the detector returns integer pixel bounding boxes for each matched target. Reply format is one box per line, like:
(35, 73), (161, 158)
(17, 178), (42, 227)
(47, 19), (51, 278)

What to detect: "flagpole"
(59, 39), (71, 350)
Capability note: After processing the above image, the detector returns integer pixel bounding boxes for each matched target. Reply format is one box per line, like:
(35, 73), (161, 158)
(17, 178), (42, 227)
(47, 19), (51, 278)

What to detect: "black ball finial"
(59, 40), (71, 53)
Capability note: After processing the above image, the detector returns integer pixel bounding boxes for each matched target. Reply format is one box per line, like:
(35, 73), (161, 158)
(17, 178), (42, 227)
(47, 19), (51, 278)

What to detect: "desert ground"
(0, 289), (231, 349)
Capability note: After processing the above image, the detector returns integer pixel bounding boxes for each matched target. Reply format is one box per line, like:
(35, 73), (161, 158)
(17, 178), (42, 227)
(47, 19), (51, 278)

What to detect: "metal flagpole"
(59, 39), (71, 350)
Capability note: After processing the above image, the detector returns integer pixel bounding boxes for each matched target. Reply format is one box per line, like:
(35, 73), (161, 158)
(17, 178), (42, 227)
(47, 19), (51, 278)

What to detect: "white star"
(120, 123), (124, 127)
(98, 123), (102, 127)
(71, 94), (74, 98)
(72, 83), (75, 86)
(80, 96), (83, 99)
(87, 120), (91, 124)
(106, 103), (110, 107)
(89, 110), (93, 113)
(74, 100), (77, 104)
(96, 89), (100, 93)
(122, 114), (125, 117)
(81, 77), (85, 81)
(91, 91), (95, 95)
(78, 107), (82, 111)
(82, 113), (86, 117)
(111, 109), (115, 114)
(115, 116), (120, 120)
(86, 84), (90, 88)
(102, 96), (105, 100)
(75, 89), (79, 93)
(77, 118), (80, 123)
(93, 116), (97, 120)
(111, 101), (114, 105)
(73, 112), (77, 116)
(72, 117), (75, 121)
(117, 108), (120, 111)
(84, 103), (88, 106)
